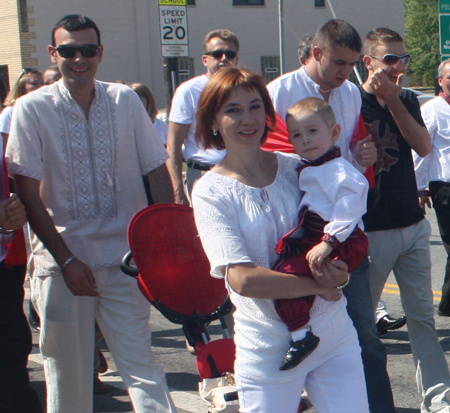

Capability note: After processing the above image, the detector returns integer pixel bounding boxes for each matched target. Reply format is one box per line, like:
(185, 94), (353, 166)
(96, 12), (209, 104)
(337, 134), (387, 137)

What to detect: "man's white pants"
(32, 265), (177, 413)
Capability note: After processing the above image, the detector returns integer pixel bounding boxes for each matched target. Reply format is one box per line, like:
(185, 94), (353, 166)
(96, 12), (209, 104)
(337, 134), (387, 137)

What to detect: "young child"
(275, 97), (369, 371)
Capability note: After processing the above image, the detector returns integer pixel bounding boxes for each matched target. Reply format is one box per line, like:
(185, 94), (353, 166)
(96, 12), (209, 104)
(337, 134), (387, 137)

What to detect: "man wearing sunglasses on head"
(167, 29), (239, 205)
(360, 28), (450, 413)
(6, 14), (176, 413)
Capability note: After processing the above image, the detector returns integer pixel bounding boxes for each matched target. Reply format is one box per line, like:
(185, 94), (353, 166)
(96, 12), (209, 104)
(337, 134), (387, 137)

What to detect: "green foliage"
(405, 0), (440, 86)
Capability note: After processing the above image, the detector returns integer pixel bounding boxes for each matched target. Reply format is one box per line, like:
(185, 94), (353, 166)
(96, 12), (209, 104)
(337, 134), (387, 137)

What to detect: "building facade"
(0, 0), (404, 109)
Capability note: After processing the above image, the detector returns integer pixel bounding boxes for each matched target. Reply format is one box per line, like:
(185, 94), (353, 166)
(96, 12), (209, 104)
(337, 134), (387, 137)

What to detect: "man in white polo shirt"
(266, 19), (396, 413)
(167, 29), (239, 205)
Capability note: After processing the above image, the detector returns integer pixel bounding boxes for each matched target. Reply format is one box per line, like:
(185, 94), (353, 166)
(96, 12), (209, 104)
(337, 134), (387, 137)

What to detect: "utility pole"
(278, 0), (284, 75)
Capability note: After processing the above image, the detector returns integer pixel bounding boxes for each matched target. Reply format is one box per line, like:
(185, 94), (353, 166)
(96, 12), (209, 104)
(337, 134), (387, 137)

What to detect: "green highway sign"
(441, 0), (450, 13)
(440, 14), (450, 55)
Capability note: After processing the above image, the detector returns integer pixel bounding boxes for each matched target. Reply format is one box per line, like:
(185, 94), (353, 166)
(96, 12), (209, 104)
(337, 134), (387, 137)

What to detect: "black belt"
(186, 160), (213, 171)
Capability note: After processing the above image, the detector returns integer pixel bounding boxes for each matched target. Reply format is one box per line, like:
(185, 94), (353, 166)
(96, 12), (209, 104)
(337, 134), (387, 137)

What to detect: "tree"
(405, 0), (440, 86)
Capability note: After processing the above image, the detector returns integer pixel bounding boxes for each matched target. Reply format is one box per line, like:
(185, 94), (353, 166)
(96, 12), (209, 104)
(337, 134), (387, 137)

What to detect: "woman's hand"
(312, 257), (349, 289)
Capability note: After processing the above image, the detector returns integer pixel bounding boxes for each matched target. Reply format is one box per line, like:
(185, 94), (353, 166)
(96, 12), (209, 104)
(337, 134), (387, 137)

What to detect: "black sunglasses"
(54, 44), (100, 59)
(370, 53), (411, 66)
(204, 49), (237, 60)
(19, 67), (35, 79)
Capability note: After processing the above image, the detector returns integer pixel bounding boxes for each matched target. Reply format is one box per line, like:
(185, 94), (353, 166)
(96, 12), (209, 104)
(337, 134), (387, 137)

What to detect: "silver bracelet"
(61, 255), (77, 271)
(0, 226), (15, 234)
(336, 274), (351, 290)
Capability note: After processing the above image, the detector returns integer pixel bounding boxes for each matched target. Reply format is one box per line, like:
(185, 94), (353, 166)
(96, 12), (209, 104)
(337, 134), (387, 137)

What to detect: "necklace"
(319, 88), (331, 93)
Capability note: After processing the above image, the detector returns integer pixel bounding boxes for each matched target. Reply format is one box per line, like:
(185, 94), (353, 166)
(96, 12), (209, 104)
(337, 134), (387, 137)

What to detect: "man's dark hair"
(364, 27), (403, 56)
(52, 15), (101, 46)
(314, 19), (362, 53)
(202, 29), (240, 54)
(298, 34), (314, 61)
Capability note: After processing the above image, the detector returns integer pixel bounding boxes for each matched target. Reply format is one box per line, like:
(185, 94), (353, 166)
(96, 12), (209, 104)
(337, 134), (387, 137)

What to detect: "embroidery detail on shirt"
(56, 82), (118, 220)
(365, 120), (399, 175)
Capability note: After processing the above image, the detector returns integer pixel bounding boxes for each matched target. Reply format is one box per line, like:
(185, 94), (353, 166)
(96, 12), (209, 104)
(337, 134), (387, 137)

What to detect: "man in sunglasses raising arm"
(6, 14), (176, 413)
(360, 28), (450, 413)
(167, 29), (239, 205)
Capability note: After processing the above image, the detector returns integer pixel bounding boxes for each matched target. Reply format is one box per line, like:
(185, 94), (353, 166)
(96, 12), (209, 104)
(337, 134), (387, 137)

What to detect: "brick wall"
(0, 0), (37, 89)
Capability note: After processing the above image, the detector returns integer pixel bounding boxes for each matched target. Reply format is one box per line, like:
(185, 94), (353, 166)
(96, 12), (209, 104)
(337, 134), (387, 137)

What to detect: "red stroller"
(120, 203), (237, 396)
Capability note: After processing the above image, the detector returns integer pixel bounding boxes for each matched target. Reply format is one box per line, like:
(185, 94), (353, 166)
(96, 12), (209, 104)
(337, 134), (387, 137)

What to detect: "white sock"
(291, 327), (309, 342)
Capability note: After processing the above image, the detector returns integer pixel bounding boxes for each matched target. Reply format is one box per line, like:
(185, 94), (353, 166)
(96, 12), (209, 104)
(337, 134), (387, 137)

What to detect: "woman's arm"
(227, 258), (348, 299)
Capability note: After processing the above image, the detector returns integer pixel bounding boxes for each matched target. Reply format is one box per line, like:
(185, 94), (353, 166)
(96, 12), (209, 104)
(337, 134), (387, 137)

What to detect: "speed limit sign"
(159, 0), (189, 57)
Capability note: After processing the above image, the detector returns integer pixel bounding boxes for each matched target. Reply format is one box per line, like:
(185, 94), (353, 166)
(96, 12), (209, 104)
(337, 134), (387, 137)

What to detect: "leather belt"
(186, 160), (213, 171)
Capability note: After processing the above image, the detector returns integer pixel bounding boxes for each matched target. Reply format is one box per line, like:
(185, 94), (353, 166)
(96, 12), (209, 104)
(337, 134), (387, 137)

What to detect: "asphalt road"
(25, 207), (450, 413)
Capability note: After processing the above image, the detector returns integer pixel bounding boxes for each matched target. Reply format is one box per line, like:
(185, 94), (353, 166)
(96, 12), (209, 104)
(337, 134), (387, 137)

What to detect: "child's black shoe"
(279, 331), (320, 371)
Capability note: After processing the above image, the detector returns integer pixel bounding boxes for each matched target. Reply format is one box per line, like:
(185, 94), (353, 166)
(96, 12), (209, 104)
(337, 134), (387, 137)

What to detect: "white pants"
(235, 333), (369, 413)
(32, 266), (177, 413)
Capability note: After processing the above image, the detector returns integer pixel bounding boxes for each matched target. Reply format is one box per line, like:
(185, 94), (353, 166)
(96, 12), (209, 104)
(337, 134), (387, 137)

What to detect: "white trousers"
(235, 332), (369, 413)
(32, 266), (177, 413)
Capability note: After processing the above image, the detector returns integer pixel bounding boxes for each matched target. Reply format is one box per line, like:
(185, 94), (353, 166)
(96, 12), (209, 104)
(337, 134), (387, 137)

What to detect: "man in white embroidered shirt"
(414, 58), (450, 319)
(6, 15), (176, 413)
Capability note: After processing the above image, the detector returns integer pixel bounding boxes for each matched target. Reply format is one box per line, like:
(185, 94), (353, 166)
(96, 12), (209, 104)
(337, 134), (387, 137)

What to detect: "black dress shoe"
(279, 331), (320, 371)
(377, 315), (407, 335)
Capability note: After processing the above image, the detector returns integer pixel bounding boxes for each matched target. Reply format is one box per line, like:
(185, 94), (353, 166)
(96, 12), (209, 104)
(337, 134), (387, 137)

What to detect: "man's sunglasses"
(370, 54), (411, 66)
(54, 44), (100, 59)
(204, 49), (237, 60)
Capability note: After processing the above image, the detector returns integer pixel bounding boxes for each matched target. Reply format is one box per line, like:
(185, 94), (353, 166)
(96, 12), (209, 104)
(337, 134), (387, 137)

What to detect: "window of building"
(19, 0), (29, 32)
(233, 0), (264, 5)
(187, 0), (195, 5)
(315, 0), (325, 7)
(0, 65), (9, 96)
(261, 56), (280, 83)
(178, 58), (194, 84)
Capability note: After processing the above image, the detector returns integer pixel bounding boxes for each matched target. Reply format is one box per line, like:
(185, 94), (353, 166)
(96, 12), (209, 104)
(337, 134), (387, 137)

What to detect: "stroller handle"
(120, 251), (139, 279)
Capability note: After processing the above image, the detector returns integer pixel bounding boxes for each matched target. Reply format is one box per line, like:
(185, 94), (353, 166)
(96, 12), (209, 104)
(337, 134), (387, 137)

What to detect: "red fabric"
(273, 211), (368, 332)
(2, 156), (26, 267)
(262, 113), (295, 154)
(127, 203), (228, 317)
(262, 112), (375, 189)
(196, 339), (236, 380)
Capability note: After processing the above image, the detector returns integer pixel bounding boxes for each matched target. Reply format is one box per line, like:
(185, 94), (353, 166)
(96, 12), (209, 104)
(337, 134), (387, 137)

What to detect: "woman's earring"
(213, 129), (218, 136)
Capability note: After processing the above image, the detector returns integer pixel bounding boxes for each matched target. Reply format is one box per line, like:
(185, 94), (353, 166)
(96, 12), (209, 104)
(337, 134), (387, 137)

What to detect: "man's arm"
(368, 70), (431, 156)
(14, 174), (98, 296)
(166, 121), (190, 205)
(145, 164), (174, 204)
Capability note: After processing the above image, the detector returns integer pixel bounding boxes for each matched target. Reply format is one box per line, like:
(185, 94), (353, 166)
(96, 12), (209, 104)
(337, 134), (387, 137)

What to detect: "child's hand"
(306, 242), (333, 277)
(318, 287), (343, 302)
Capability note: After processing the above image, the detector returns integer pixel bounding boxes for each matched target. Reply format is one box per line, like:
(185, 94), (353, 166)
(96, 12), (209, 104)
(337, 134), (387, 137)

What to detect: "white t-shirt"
(414, 96), (450, 191)
(169, 75), (225, 165)
(7, 79), (168, 271)
(267, 67), (362, 166)
(0, 106), (13, 134)
(299, 156), (368, 243)
(154, 117), (168, 146)
(192, 152), (352, 381)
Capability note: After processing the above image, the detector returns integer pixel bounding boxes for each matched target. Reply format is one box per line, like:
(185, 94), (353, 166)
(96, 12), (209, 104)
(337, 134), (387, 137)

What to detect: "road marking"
(383, 283), (442, 301)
